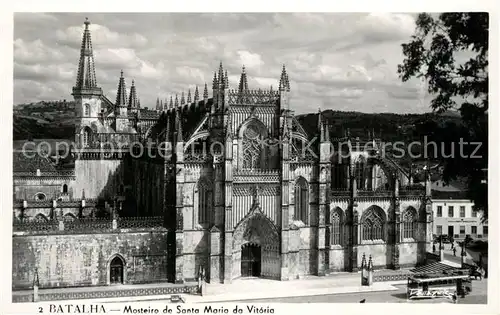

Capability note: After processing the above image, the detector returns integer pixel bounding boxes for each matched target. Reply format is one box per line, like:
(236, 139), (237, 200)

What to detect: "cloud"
(14, 13), (432, 114)
(55, 23), (148, 49)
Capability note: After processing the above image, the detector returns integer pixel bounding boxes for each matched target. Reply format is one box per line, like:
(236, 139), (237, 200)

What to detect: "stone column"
(209, 226), (222, 283)
(367, 255), (374, 286)
(33, 268), (39, 302)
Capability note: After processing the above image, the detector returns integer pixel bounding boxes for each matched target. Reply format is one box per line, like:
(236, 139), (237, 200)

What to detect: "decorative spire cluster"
(187, 89), (192, 104)
(115, 70), (128, 107)
(74, 18), (98, 90)
(279, 64), (290, 91)
(128, 80), (139, 109)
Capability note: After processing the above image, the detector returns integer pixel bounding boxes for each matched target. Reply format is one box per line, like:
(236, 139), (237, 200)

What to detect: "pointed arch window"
(84, 103), (90, 116)
(362, 207), (386, 241)
(242, 124), (263, 170)
(196, 179), (213, 226)
(82, 127), (92, 147)
(331, 208), (343, 245)
(355, 159), (365, 190)
(294, 177), (308, 224)
(62, 184), (68, 193)
(33, 213), (48, 222)
(402, 207), (417, 239)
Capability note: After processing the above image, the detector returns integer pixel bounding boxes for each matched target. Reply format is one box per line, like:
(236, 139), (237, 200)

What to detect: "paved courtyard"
(224, 278), (488, 304)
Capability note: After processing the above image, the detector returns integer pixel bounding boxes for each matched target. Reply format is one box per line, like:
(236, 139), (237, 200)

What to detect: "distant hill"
(13, 100), (464, 145)
(13, 100), (75, 141)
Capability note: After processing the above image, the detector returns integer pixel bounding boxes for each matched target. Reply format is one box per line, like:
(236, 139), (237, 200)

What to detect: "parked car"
(433, 235), (453, 244)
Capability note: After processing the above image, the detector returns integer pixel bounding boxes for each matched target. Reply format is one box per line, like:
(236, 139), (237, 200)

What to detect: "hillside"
(13, 100), (463, 146)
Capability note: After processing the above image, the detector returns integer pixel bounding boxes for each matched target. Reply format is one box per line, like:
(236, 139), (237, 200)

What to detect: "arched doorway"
(110, 256), (124, 284)
(241, 243), (261, 277)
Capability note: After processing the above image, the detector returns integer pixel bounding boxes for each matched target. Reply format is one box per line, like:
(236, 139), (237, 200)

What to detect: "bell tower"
(72, 18), (103, 145)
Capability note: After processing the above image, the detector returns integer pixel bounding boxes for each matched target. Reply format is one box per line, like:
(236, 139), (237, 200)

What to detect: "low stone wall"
(12, 230), (171, 290)
(13, 284), (199, 303)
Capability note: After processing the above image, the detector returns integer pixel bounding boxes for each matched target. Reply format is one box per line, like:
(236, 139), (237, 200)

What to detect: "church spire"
(187, 89), (192, 104)
(279, 64), (290, 91)
(218, 62), (225, 89)
(203, 83), (208, 103)
(74, 18), (98, 91)
(238, 65), (249, 94)
(156, 97), (160, 111)
(194, 86), (199, 103)
(212, 72), (218, 90)
(181, 91), (185, 105)
(128, 80), (138, 109)
(169, 96), (173, 109)
(175, 94), (179, 108)
(115, 70), (127, 107)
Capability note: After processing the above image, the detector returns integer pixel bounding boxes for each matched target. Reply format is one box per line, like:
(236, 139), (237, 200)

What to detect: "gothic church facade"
(12, 19), (433, 288)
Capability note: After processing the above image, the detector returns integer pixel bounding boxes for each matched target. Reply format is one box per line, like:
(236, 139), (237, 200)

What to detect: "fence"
(12, 284), (200, 303)
(13, 216), (166, 234)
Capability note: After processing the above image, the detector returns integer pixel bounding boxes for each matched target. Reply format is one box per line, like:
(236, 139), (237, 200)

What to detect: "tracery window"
(84, 104), (90, 116)
(355, 159), (365, 190)
(294, 177), (308, 224)
(362, 206), (385, 241)
(197, 179), (212, 226)
(242, 125), (262, 170)
(402, 207), (417, 239)
(331, 208), (343, 245)
(82, 127), (91, 147)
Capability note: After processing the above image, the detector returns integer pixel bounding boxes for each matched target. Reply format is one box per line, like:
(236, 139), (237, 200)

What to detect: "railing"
(13, 217), (166, 234)
(331, 188), (350, 197)
(64, 218), (113, 232)
(12, 284), (199, 302)
(13, 221), (58, 233)
(358, 189), (393, 197)
(234, 169), (280, 183)
(118, 216), (164, 229)
(227, 89), (279, 106)
(13, 199), (95, 208)
(14, 170), (75, 177)
(399, 185), (425, 197)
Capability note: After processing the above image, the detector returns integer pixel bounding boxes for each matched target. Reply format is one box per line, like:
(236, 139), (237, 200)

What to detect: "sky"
(13, 12), (434, 114)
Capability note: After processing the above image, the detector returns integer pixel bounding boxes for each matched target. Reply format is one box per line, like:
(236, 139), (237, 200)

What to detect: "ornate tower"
(128, 80), (139, 113)
(114, 70), (129, 132)
(72, 18), (103, 146)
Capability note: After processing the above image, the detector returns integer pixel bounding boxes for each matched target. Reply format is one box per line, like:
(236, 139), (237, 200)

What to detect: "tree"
(398, 13), (488, 221)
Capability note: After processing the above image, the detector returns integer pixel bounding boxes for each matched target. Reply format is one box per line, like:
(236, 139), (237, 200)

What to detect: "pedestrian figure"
(452, 293), (458, 304)
(433, 244), (436, 253)
(451, 242), (454, 250)
(453, 247), (457, 256)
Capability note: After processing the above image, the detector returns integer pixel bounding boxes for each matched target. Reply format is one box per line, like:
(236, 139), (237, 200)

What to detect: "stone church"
(12, 19), (433, 289)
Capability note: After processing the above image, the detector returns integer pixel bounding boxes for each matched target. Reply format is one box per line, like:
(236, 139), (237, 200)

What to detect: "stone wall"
(14, 178), (74, 200)
(12, 231), (169, 290)
(74, 159), (124, 199)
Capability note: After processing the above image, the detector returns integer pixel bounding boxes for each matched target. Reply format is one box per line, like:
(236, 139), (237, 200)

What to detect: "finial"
(131, 79), (134, 85)
(242, 65), (246, 73)
(84, 17), (90, 28)
(120, 70), (124, 77)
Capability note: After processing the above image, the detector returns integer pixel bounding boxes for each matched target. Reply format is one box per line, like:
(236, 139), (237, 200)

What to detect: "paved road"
(225, 279), (488, 304)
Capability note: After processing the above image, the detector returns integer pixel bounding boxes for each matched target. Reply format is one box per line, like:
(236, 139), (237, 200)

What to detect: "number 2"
(39, 307), (43, 313)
